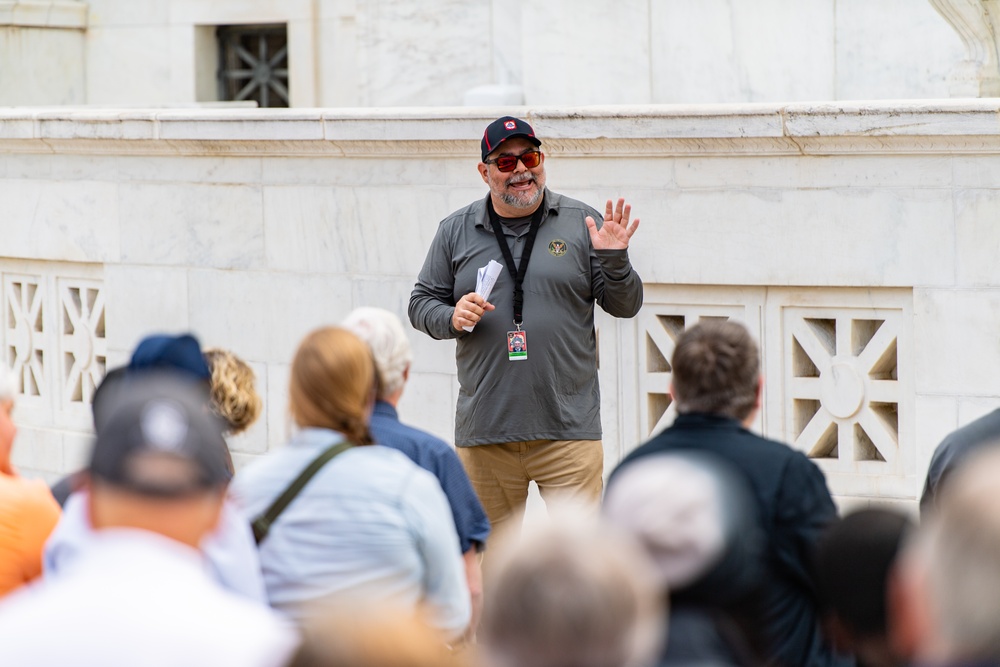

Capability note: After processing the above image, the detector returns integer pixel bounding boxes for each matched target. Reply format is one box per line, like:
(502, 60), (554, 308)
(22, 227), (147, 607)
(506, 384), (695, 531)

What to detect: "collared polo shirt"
(409, 189), (643, 446)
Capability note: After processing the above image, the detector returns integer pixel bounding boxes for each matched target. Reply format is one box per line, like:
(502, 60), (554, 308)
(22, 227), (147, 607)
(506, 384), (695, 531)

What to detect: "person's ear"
(204, 491), (225, 533)
(477, 163), (489, 184)
(403, 364), (410, 383)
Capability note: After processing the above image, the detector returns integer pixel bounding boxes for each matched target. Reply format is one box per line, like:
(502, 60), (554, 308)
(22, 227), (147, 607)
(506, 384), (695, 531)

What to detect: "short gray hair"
(0, 363), (16, 403)
(481, 510), (664, 667)
(342, 307), (413, 400)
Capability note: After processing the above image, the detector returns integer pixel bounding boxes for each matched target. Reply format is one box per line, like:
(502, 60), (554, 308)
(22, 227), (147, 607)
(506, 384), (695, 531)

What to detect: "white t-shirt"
(44, 490), (268, 603)
(0, 528), (299, 667)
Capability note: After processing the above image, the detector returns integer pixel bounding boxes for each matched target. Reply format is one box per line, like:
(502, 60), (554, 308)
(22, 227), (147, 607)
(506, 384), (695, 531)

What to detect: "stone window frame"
(171, 0), (317, 106)
(217, 23), (290, 108)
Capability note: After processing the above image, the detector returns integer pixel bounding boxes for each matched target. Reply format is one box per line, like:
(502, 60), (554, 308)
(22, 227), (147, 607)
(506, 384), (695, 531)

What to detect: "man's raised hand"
(585, 198), (640, 250)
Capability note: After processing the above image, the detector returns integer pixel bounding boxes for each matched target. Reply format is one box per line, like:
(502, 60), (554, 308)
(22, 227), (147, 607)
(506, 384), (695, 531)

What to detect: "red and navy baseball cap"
(481, 116), (542, 162)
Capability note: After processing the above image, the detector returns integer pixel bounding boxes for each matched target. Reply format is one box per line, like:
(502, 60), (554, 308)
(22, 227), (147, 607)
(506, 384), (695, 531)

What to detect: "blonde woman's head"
(203, 348), (262, 436)
(289, 327), (375, 445)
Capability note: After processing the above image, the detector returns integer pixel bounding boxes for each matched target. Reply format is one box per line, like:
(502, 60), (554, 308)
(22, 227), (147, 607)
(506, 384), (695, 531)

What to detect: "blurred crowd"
(0, 315), (994, 667)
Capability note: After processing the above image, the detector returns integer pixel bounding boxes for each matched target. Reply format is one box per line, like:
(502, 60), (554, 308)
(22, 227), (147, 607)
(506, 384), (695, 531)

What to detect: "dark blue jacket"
(920, 407), (1000, 516)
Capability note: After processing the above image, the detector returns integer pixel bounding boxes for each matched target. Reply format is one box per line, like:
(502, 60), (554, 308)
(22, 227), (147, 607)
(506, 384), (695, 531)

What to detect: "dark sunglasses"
(484, 150), (544, 173)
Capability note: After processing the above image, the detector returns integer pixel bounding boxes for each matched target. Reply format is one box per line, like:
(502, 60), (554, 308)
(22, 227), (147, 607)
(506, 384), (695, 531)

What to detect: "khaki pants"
(457, 439), (604, 542)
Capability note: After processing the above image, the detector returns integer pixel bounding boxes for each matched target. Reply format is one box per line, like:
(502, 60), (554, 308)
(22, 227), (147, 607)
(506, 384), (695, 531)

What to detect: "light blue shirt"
(231, 428), (470, 637)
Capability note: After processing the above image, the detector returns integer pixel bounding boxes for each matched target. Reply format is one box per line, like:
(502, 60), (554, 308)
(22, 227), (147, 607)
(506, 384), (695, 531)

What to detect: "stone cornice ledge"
(2, 101), (1000, 157)
(0, 1), (86, 29)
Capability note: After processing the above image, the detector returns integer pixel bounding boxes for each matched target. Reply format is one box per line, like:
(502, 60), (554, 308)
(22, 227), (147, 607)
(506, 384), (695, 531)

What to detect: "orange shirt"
(0, 472), (61, 597)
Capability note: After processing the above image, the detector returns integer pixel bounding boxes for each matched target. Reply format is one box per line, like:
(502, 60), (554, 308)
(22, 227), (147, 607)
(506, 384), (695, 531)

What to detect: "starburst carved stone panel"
(762, 290), (915, 500)
(637, 302), (761, 437)
(58, 279), (107, 407)
(4, 275), (46, 399)
(0, 263), (106, 431)
(778, 303), (909, 480)
(632, 287), (913, 498)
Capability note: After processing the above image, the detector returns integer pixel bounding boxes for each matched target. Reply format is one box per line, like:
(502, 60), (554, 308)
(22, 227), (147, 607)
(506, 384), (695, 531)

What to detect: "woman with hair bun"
(233, 327), (470, 639)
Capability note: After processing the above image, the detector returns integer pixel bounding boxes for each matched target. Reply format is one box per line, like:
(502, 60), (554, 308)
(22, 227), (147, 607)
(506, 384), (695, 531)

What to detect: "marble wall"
(5, 103), (1000, 513)
(643, 0), (963, 103)
(0, 0), (965, 108)
(80, 0), (496, 108)
(0, 2), (87, 106)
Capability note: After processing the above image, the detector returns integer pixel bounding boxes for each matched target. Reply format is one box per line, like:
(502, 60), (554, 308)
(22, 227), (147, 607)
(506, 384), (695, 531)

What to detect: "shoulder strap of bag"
(251, 440), (353, 545)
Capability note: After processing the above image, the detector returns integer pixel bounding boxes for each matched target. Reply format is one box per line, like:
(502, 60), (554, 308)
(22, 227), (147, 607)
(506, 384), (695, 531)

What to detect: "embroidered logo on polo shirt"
(548, 239), (567, 257)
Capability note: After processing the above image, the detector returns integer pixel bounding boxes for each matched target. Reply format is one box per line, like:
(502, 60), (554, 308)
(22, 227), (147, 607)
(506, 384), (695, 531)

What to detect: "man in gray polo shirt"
(408, 116), (643, 539)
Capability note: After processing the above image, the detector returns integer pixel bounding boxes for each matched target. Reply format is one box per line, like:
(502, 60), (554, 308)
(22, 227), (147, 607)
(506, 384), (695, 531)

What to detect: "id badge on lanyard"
(507, 329), (527, 361)
(487, 195), (545, 363)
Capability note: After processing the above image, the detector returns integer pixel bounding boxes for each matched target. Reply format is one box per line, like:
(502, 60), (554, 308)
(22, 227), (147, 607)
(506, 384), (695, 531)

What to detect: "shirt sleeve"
(584, 199), (643, 322)
(430, 448), (491, 552)
(201, 501), (269, 603)
(43, 490), (89, 578)
(0, 481), (61, 596)
(409, 221), (465, 341)
(772, 452), (838, 599)
(399, 468), (471, 639)
(919, 431), (968, 517)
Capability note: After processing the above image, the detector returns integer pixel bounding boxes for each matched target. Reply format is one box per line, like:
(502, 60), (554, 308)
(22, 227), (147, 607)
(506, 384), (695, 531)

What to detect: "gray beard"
(497, 185), (543, 210)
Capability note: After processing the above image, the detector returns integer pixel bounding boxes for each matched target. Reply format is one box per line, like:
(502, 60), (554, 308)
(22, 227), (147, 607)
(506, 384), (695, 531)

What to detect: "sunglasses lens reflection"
(520, 151), (542, 168)
(495, 156), (518, 171)
(494, 151), (542, 172)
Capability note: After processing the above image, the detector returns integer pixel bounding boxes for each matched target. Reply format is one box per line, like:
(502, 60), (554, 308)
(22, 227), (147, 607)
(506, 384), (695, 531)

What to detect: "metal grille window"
(217, 24), (289, 108)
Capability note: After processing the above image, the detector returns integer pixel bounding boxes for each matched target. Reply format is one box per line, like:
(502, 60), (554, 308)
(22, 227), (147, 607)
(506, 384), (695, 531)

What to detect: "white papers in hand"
(463, 259), (504, 332)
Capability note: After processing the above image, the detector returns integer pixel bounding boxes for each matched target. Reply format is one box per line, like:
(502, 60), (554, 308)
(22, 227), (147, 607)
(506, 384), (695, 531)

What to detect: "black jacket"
(611, 413), (850, 667)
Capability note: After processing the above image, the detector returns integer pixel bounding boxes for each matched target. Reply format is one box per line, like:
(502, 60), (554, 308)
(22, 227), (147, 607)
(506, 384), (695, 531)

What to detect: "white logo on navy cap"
(140, 401), (189, 452)
(504, 120), (516, 130)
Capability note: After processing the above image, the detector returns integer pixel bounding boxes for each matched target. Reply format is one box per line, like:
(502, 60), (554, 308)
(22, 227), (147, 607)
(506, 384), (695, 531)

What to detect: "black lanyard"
(487, 194), (546, 327)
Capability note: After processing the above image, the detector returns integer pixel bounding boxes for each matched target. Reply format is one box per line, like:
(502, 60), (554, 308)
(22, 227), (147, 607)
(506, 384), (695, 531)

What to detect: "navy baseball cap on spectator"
(128, 333), (211, 381)
(89, 374), (230, 497)
(481, 116), (541, 162)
